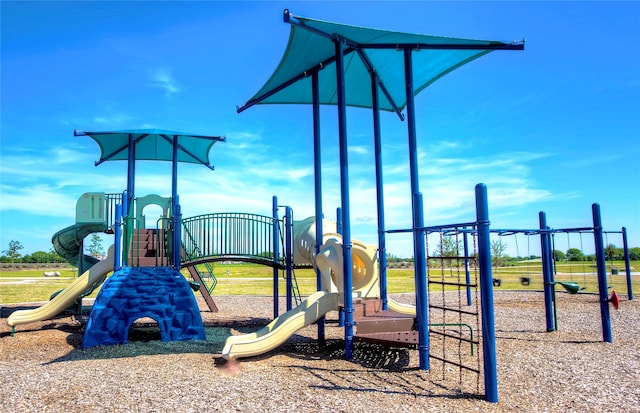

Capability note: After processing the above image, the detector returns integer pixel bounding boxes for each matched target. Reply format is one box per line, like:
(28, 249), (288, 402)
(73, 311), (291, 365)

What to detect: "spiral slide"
(222, 291), (338, 360)
(7, 245), (114, 328)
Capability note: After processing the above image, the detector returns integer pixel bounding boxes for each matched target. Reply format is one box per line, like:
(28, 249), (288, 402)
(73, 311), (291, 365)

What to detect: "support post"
(171, 135), (181, 270)
(126, 134), (135, 213)
(285, 206), (294, 312)
(539, 212), (556, 332)
(371, 71), (389, 310)
(173, 201), (182, 270)
(413, 193), (429, 370)
(121, 191), (129, 267)
(592, 203), (612, 343)
(114, 203), (122, 272)
(336, 207), (345, 328)
(312, 71), (326, 343)
(335, 37), (354, 360)
(475, 183), (499, 403)
(272, 196), (279, 318)
(622, 227), (633, 300)
(404, 47), (429, 370)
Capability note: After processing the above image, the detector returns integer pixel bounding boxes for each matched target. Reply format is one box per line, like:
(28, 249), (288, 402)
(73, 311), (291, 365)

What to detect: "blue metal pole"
(463, 230), (472, 306)
(121, 190), (129, 217)
(272, 196), (279, 318)
(592, 203), (612, 343)
(403, 47), (429, 370)
(114, 203), (122, 271)
(285, 206), (294, 312)
(622, 227), (633, 300)
(539, 211), (556, 332)
(173, 201), (182, 270)
(371, 72), (389, 311)
(172, 135), (181, 270)
(126, 134), (135, 213)
(545, 224), (557, 330)
(312, 70), (326, 343)
(413, 193), (429, 369)
(335, 37), (354, 360)
(475, 183), (499, 403)
(121, 190), (129, 267)
(337, 202), (343, 330)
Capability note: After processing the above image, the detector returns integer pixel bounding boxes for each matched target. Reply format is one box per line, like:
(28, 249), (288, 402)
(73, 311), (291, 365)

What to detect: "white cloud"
(349, 145), (369, 155)
(150, 68), (180, 96)
(0, 184), (76, 218)
(92, 113), (134, 125)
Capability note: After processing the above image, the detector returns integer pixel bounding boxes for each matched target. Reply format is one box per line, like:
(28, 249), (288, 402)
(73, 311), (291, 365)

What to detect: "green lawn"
(1, 261), (637, 304)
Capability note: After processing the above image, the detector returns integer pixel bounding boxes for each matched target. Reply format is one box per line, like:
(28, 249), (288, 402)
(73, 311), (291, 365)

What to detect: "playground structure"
(7, 10), (633, 404)
(487, 209), (634, 339)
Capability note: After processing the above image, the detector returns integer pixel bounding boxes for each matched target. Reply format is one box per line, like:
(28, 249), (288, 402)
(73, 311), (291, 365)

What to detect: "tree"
(49, 247), (65, 263)
(629, 247), (640, 261)
(566, 248), (585, 262)
(553, 249), (566, 261)
(604, 244), (618, 261)
(87, 234), (105, 258)
(30, 251), (51, 263)
(434, 236), (461, 268)
(435, 237), (460, 257)
(491, 240), (507, 268)
(3, 240), (24, 264)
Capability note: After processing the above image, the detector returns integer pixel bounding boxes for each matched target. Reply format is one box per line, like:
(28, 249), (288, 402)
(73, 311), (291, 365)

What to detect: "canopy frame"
(75, 129), (225, 270)
(236, 10), (524, 387)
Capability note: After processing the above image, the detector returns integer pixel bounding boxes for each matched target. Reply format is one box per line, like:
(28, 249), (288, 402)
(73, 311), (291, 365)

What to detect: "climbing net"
(425, 225), (483, 396)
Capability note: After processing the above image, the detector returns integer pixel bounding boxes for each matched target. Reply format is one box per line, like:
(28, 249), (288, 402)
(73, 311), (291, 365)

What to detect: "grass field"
(1, 261), (637, 305)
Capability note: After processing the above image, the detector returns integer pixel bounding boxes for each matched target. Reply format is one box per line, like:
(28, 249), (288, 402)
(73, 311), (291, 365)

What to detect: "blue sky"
(1, 1), (639, 259)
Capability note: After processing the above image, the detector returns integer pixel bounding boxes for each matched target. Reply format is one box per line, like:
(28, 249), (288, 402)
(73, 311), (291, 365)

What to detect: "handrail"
(122, 216), (140, 267)
(104, 193), (124, 229)
(181, 212), (285, 266)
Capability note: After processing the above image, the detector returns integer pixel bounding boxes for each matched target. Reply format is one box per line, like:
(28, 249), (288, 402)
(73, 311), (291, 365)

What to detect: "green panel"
(76, 192), (106, 224)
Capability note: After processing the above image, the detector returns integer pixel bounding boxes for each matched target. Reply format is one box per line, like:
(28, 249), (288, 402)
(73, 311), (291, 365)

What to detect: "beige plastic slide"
(222, 291), (339, 361)
(7, 245), (114, 328)
(387, 298), (417, 316)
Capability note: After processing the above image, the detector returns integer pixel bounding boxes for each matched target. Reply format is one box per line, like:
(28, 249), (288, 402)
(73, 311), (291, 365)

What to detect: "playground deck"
(352, 298), (419, 347)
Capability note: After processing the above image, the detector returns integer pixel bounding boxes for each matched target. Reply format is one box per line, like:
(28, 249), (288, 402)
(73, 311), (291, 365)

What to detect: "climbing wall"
(83, 266), (206, 348)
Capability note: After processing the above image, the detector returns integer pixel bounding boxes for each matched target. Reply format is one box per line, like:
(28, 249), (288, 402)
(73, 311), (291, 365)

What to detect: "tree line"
(1, 235), (105, 265)
(3, 236), (639, 265)
(491, 240), (640, 267)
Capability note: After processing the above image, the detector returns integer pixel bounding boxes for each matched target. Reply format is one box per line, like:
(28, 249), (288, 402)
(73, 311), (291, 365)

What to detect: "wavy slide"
(315, 232), (417, 316)
(387, 298), (417, 316)
(222, 291), (339, 361)
(7, 245), (114, 328)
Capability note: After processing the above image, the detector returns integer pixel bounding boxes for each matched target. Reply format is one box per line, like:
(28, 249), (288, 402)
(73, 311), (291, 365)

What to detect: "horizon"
(1, 1), (639, 259)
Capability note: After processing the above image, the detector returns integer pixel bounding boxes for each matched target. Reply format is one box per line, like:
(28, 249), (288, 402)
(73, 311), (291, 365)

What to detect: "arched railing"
(181, 212), (284, 267)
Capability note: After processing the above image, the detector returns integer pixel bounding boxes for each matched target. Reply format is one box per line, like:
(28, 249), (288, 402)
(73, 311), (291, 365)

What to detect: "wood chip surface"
(1, 291), (638, 412)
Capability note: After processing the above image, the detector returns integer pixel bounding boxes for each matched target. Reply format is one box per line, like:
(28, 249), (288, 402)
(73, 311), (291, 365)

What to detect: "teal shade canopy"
(75, 129), (226, 169)
(239, 10), (524, 115)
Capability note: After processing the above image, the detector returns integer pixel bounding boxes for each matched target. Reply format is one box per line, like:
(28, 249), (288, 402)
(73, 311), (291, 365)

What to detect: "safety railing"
(181, 212), (284, 266)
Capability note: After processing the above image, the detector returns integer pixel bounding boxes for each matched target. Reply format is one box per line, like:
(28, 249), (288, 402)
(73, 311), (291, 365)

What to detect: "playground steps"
(129, 229), (168, 267)
(186, 265), (219, 312)
(354, 331), (419, 348)
(351, 298), (418, 347)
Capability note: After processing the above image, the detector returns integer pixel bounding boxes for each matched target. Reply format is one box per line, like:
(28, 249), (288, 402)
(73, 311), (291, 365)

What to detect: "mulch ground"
(1, 292), (638, 412)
